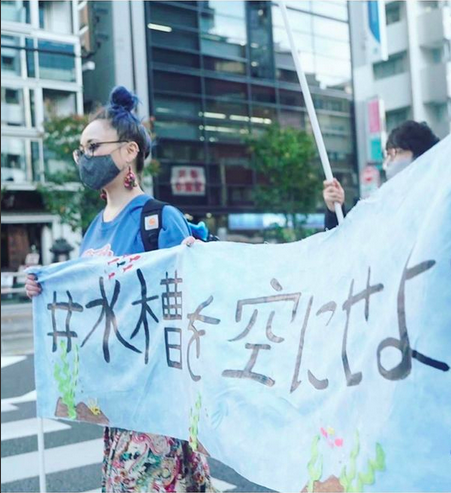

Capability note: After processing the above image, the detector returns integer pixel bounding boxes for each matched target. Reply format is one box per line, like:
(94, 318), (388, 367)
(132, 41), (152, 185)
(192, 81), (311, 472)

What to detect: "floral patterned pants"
(102, 428), (216, 492)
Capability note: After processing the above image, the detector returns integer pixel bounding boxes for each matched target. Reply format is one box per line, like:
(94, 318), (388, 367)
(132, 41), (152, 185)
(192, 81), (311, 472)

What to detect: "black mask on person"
(78, 154), (122, 190)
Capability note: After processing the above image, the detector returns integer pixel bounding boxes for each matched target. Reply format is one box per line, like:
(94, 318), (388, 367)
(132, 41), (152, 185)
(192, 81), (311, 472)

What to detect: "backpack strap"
(140, 198), (168, 252)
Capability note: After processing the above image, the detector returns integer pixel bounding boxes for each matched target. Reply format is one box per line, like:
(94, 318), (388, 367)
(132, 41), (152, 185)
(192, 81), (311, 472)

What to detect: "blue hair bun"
(109, 86), (139, 112)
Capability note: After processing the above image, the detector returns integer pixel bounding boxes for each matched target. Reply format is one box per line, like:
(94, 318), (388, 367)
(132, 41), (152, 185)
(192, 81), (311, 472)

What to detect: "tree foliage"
(247, 124), (322, 240)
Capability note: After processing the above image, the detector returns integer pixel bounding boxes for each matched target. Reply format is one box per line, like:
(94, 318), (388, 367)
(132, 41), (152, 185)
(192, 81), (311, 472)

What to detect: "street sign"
(171, 166), (206, 196)
(360, 164), (381, 198)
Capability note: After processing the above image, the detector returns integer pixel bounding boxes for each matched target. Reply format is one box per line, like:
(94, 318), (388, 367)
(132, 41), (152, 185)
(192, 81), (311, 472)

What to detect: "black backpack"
(140, 198), (169, 252)
(140, 198), (219, 252)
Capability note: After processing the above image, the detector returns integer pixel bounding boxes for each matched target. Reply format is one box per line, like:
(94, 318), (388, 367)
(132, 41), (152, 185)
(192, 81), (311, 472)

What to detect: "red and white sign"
(360, 164), (381, 199)
(171, 166), (206, 196)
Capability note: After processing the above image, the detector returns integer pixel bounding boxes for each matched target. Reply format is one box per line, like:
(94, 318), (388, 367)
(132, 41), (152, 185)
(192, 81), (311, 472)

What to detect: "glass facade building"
(144, 1), (358, 218)
(1, 0), (83, 271)
(1, 0), (83, 185)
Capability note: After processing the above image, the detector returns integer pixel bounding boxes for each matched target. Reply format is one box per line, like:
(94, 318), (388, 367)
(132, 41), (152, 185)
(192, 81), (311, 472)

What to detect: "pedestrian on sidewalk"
(25, 86), (215, 492)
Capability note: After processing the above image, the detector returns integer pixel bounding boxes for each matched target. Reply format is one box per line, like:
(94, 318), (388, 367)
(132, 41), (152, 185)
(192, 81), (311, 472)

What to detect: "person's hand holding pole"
(323, 179), (345, 213)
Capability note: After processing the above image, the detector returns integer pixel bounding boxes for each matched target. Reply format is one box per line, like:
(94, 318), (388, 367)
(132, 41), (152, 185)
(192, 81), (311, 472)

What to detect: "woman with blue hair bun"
(25, 86), (215, 491)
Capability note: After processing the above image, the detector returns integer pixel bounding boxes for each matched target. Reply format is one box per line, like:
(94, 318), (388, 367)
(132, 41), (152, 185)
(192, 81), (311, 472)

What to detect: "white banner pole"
(278, 0), (344, 224)
(37, 417), (47, 493)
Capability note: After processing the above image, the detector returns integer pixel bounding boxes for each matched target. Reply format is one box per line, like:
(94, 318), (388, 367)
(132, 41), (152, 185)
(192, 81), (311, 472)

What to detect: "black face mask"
(78, 154), (122, 190)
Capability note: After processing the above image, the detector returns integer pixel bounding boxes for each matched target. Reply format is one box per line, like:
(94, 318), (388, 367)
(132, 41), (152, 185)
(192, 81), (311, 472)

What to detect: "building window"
(26, 38), (36, 78)
(312, 16), (349, 43)
(419, 1), (440, 12)
(224, 165), (253, 185)
(199, 1), (246, 20)
(273, 26), (313, 56)
(31, 141), (42, 182)
(154, 95), (201, 119)
(1, 138), (28, 183)
(158, 141), (205, 162)
(204, 123), (248, 143)
(38, 41), (76, 82)
(43, 89), (77, 120)
(209, 144), (249, 166)
(198, 2), (247, 59)
(373, 51), (408, 80)
(279, 109), (305, 129)
(251, 85), (276, 104)
(314, 37), (351, 62)
(153, 72), (202, 95)
(30, 89), (36, 126)
(228, 186), (253, 207)
(1, 0), (30, 24)
(200, 13), (247, 46)
(426, 47), (444, 64)
(313, 96), (349, 113)
(149, 3), (198, 29)
(1, 87), (26, 127)
(444, 40), (451, 62)
(1, 36), (22, 76)
(311, 1), (348, 21)
(205, 79), (248, 100)
(252, 105), (277, 125)
(203, 56), (246, 75)
(386, 107), (411, 133)
(272, 5), (322, 83)
(323, 134), (353, 154)
(155, 120), (202, 141)
(279, 90), (305, 108)
(277, 68), (299, 83)
(200, 34), (246, 59)
(39, 0), (73, 34)
(386, 2), (401, 25)
(151, 29), (199, 52)
(315, 56), (352, 88)
(205, 100), (249, 121)
(432, 103), (448, 123)
(152, 48), (200, 69)
(272, 6), (312, 33)
(318, 114), (351, 135)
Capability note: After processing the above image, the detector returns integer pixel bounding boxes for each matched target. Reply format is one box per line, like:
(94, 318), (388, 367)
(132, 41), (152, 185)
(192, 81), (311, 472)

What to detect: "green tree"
(247, 124), (322, 241)
(39, 114), (160, 234)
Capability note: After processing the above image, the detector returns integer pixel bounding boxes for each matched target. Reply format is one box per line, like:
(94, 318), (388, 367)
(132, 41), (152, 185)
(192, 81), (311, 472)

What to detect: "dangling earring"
(124, 166), (137, 190)
(100, 189), (107, 200)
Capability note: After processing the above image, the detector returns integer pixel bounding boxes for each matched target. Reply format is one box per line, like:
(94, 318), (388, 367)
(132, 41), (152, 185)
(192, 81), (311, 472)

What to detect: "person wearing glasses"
(25, 86), (215, 492)
(323, 120), (440, 230)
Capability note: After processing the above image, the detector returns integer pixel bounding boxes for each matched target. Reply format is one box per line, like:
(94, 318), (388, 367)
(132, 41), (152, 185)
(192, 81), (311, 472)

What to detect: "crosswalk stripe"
(1, 389), (37, 413)
(1, 438), (103, 484)
(1, 381), (238, 491)
(1, 356), (26, 369)
(2, 430), (238, 491)
(1, 417), (71, 441)
(1, 359), (238, 491)
(1, 401), (18, 413)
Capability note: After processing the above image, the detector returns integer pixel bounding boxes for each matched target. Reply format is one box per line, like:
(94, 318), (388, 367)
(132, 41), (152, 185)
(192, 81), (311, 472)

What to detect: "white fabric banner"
(32, 136), (451, 491)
